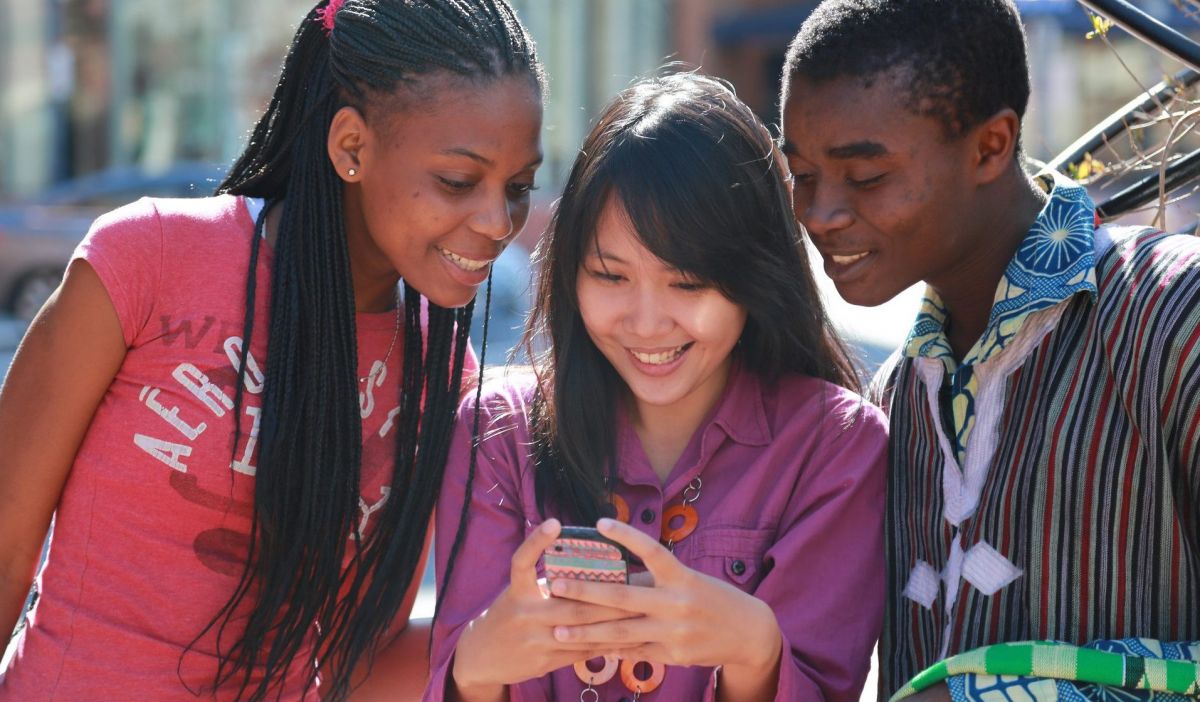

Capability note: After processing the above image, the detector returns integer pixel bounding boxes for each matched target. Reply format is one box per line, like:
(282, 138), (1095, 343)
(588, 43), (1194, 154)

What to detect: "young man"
(779, 1), (1200, 700)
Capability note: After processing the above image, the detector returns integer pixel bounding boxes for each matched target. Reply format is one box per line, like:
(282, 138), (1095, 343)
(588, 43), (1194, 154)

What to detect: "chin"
(834, 282), (900, 308)
(412, 283), (479, 310)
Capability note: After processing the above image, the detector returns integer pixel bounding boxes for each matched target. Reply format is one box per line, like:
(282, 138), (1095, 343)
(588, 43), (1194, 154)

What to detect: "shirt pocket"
(688, 526), (774, 593)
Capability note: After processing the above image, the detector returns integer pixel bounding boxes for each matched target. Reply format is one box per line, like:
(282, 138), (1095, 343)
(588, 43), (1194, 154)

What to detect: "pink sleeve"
(70, 198), (164, 347)
(423, 382), (550, 702)
(707, 399), (889, 702)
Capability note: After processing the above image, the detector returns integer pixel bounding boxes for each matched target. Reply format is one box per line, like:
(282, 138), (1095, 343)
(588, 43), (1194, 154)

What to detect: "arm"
(741, 402), (888, 702)
(343, 526), (433, 701)
(425, 390), (637, 702)
(0, 260), (127, 641)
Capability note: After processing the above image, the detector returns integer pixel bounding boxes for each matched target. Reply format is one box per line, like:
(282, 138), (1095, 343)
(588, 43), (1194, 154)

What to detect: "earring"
(347, 168), (357, 177)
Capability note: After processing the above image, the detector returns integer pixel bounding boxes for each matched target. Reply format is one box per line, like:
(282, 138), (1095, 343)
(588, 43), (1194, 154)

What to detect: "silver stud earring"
(347, 168), (357, 177)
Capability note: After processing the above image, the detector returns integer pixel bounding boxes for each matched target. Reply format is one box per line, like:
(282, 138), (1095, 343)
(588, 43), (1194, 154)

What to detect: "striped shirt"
(875, 179), (1200, 698)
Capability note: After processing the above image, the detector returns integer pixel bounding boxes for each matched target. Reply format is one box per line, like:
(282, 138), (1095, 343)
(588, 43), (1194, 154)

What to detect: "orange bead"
(609, 494), (631, 524)
(660, 503), (698, 544)
(619, 659), (665, 694)
(574, 656), (619, 686)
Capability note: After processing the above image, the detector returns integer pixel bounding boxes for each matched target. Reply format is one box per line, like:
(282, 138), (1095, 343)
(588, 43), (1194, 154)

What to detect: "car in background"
(0, 162), (225, 320)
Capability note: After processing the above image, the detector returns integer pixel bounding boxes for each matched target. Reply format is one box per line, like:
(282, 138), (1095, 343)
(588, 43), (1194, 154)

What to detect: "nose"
(799, 183), (853, 240)
(469, 187), (516, 241)
(621, 284), (673, 339)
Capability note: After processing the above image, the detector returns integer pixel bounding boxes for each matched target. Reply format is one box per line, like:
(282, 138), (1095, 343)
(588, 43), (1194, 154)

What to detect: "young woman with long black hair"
(0, 1), (542, 699)
(429, 73), (887, 702)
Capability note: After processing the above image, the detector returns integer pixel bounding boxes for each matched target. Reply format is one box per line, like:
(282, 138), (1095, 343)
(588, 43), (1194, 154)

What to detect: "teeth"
(630, 346), (686, 365)
(831, 252), (869, 265)
(439, 248), (490, 272)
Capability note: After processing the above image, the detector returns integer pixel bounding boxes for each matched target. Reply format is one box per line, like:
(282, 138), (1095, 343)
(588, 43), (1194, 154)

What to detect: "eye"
(587, 268), (623, 283)
(507, 181), (538, 197)
(847, 173), (886, 189)
(436, 175), (474, 192)
(672, 280), (708, 292)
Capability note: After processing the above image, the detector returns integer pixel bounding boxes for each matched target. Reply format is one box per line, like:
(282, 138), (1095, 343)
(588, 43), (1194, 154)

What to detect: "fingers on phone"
(511, 519), (561, 593)
(596, 519), (676, 576)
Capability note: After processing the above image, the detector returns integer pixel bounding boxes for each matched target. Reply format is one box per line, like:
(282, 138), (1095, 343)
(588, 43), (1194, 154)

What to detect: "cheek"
(575, 280), (613, 336)
(685, 297), (747, 347)
(509, 200), (532, 236)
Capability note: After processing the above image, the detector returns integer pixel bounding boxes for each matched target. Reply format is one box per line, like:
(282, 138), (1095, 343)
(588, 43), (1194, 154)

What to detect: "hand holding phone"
(543, 525), (628, 584)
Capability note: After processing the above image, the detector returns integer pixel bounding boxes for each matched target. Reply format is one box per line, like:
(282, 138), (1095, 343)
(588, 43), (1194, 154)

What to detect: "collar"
(902, 171), (1100, 369)
(709, 359), (772, 447)
(616, 357), (772, 462)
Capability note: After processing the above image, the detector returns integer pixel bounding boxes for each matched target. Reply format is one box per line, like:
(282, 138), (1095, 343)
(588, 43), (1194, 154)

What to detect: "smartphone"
(543, 526), (628, 584)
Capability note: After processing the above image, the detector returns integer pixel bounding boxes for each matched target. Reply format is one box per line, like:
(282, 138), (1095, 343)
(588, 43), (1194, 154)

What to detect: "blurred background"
(2, 2), (1200, 697)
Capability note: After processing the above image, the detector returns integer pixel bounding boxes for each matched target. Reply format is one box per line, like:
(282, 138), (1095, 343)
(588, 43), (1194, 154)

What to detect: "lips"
(829, 252), (869, 265)
(819, 248), (874, 283)
(437, 246), (493, 272)
(629, 344), (690, 365)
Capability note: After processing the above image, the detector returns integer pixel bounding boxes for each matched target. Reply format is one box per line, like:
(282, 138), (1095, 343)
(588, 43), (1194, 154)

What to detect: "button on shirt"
(427, 363), (889, 701)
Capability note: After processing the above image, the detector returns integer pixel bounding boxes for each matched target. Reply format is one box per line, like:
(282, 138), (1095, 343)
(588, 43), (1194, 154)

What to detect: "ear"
(971, 108), (1021, 186)
(327, 105), (371, 183)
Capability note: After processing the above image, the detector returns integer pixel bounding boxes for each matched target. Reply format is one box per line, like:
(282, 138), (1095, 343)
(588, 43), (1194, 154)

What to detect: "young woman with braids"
(429, 73), (887, 702)
(0, 1), (541, 699)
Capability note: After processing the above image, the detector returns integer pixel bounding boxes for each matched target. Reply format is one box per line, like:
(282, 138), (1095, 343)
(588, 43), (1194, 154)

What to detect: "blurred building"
(0, 0), (674, 201)
(2, 0), (1197, 248)
(670, 0), (1200, 162)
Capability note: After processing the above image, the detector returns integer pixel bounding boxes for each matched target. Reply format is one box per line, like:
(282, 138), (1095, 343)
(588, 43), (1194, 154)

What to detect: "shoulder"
(456, 367), (539, 439)
(762, 373), (888, 442)
(1097, 225), (1200, 296)
(86, 194), (246, 251)
(1095, 225), (1200, 345)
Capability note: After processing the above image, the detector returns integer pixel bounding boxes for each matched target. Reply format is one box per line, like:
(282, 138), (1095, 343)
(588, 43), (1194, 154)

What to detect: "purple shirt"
(426, 363), (887, 701)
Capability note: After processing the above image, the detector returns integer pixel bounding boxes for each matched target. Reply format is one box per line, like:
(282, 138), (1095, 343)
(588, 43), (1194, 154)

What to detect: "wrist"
(737, 598), (783, 673)
(450, 649), (507, 702)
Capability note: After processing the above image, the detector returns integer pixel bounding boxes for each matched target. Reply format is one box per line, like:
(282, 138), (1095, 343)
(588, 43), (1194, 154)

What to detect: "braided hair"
(205, 2), (540, 700)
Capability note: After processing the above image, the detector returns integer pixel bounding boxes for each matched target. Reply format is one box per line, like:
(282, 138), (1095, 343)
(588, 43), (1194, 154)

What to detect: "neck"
(343, 185), (402, 313)
(930, 169), (1047, 360)
(263, 193), (401, 313)
(628, 359), (733, 483)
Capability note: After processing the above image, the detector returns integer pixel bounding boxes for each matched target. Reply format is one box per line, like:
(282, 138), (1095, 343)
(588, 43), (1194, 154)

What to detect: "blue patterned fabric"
(900, 172), (1099, 461)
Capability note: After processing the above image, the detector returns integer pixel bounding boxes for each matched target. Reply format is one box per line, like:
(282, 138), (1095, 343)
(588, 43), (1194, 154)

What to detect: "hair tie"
(318, 0), (346, 36)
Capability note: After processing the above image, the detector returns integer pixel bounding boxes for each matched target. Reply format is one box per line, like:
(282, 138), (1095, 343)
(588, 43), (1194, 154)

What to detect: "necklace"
(582, 474), (704, 700)
(359, 288), (401, 384)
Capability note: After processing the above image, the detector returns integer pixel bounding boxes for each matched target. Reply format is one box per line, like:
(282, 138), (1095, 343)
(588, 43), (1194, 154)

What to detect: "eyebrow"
(827, 141), (889, 159)
(441, 147), (544, 170)
(779, 140), (889, 160)
(585, 249), (626, 264)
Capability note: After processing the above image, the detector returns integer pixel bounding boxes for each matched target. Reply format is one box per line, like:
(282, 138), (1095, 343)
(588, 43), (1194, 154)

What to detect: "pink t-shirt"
(1, 195), (462, 700)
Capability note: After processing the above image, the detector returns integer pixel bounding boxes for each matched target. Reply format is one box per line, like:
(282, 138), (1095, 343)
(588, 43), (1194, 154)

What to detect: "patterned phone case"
(544, 533), (628, 584)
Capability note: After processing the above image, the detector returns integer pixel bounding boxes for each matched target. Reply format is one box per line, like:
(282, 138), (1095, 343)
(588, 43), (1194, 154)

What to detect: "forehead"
(585, 200), (673, 267)
(375, 74), (543, 153)
(781, 73), (943, 159)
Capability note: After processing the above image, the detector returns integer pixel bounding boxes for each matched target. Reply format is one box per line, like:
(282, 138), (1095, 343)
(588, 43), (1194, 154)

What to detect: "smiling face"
(340, 73), (543, 309)
(576, 200), (748, 424)
(781, 72), (980, 307)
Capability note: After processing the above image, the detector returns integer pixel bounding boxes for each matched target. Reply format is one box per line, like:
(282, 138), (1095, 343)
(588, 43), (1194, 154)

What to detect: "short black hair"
(783, 0), (1031, 142)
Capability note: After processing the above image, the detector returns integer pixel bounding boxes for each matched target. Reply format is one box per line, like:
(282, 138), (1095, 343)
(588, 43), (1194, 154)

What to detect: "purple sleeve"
(70, 198), (164, 348)
(707, 399), (889, 702)
(423, 381), (550, 702)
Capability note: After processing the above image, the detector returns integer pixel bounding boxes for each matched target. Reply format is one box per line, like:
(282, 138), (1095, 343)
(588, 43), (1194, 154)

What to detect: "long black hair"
(205, 1), (540, 700)
(525, 72), (860, 523)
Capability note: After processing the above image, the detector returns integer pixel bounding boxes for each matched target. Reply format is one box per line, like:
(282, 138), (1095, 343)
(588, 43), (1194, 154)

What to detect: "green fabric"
(890, 641), (1200, 701)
